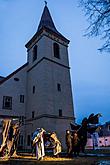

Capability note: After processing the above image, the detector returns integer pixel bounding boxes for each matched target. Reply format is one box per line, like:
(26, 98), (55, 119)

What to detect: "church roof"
(0, 63), (28, 85)
(25, 5), (69, 48)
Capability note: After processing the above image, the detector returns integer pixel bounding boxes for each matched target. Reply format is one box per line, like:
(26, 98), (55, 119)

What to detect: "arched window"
(53, 43), (60, 59)
(33, 45), (37, 62)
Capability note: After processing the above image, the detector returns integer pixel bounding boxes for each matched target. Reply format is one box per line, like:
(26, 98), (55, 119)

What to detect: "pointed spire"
(44, 1), (47, 6)
(37, 4), (58, 33)
(25, 4), (69, 48)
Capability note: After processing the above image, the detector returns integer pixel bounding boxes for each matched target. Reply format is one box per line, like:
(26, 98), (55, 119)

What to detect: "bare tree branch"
(79, 0), (110, 52)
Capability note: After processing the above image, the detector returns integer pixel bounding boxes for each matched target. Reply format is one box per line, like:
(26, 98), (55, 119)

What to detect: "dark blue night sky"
(0, 0), (110, 124)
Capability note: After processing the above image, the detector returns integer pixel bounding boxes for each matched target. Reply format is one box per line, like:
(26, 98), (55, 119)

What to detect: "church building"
(0, 4), (74, 149)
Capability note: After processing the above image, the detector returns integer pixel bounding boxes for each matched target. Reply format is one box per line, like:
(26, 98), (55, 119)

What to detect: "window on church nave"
(53, 43), (60, 59)
(2, 96), (12, 110)
(33, 45), (37, 62)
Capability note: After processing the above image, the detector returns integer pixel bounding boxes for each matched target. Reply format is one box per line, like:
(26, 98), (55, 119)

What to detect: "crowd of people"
(31, 126), (88, 160)
(31, 113), (102, 160)
(65, 118), (89, 158)
(0, 113), (101, 160)
(31, 121), (90, 160)
(65, 113), (102, 158)
(66, 130), (80, 157)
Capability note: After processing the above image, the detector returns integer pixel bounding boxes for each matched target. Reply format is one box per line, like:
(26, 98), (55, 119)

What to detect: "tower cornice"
(25, 26), (69, 49)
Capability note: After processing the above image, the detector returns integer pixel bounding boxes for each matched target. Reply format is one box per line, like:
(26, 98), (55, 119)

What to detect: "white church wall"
(0, 65), (27, 117)
(27, 34), (69, 70)
(41, 60), (74, 117)
(26, 63), (47, 118)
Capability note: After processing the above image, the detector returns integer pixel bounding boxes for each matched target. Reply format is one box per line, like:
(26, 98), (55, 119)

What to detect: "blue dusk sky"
(0, 0), (110, 124)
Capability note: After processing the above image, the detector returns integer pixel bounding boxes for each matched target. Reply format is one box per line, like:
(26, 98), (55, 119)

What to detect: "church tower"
(25, 4), (74, 148)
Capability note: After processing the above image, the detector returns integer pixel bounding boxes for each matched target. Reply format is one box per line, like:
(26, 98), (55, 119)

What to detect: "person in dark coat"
(72, 131), (80, 157)
(65, 130), (73, 158)
(78, 118), (88, 153)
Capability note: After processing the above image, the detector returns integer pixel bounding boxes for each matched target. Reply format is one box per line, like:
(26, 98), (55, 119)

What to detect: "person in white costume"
(32, 128), (45, 160)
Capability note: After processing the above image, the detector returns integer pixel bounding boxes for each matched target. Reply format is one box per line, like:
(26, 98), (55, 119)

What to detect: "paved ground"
(0, 153), (110, 165)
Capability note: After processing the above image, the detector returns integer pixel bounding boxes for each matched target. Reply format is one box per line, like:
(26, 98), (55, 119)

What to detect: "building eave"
(0, 62), (28, 85)
(25, 29), (42, 48)
(0, 115), (20, 120)
(45, 26), (70, 43)
(0, 76), (5, 79)
(25, 27), (69, 49)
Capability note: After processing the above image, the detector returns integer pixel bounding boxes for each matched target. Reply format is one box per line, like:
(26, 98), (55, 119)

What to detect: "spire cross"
(44, 1), (47, 6)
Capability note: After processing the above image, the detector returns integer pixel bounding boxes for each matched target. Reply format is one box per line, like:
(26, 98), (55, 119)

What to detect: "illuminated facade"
(0, 4), (74, 149)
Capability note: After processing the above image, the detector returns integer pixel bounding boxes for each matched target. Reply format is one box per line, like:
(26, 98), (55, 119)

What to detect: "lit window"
(3, 96), (12, 110)
(20, 95), (24, 103)
(33, 45), (37, 62)
(53, 43), (60, 59)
